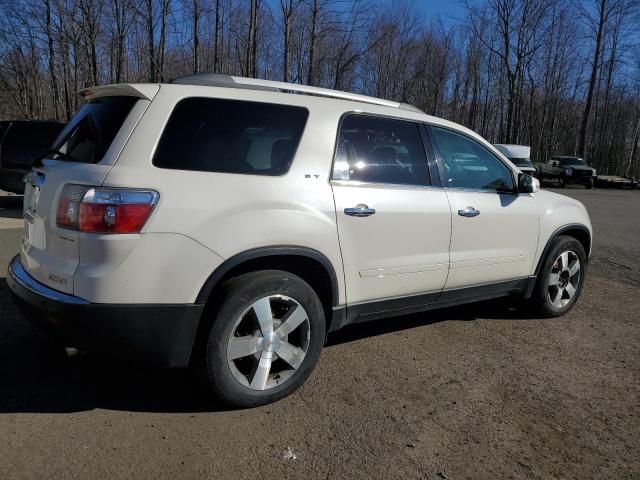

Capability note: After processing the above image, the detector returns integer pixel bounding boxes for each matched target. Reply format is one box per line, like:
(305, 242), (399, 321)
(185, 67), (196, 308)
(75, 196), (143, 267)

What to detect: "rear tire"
(531, 235), (587, 318)
(204, 270), (325, 407)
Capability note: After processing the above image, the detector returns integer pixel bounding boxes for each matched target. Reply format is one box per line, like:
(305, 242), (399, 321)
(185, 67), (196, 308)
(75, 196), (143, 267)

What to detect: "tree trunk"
(44, 0), (60, 120)
(145, 0), (155, 82)
(307, 0), (318, 85)
(214, 0), (220, 71)
(193, 0), (200, 73)
(578, 0), (607, 161)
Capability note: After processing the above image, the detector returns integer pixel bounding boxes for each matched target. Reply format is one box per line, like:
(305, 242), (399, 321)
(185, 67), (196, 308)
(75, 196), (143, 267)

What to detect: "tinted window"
(0, 122), (10, 142)
(4, 122), (63, 147)
(332, 115), (429, 186)
(511, 158), (533, 167)
(153, 98), (309, 175)
(53, 96), (137, 164)
(1, 122), (64, 168)
(431, 127), (514, 191)
(558, 158), (585, 166)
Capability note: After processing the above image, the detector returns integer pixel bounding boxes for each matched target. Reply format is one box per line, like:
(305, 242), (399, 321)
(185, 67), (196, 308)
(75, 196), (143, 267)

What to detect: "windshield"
(511, 157), (533, 167)
(555, 157), (586, 166)
(52, 96), (137, 164)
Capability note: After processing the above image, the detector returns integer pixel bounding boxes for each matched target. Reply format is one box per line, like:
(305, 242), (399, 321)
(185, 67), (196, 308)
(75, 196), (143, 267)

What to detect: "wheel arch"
(189, 246), (343, 360)
(534, 224), (591, 276)
(196, 246), (340, 306)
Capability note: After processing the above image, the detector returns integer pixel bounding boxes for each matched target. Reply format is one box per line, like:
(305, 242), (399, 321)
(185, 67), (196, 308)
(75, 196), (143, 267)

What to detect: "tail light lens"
(56, 185), (159, 234)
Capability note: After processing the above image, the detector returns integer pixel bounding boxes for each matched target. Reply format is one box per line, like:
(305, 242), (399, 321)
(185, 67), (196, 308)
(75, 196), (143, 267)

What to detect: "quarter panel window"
(431, 127), (515, 192)
(332, 114), (430, 186)
(153, 98), (309, 175)
(53, 97), (137, 164)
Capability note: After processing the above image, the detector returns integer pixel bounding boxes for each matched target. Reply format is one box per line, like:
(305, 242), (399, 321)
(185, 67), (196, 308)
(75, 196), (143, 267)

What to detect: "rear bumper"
(6, 255), (203, 367)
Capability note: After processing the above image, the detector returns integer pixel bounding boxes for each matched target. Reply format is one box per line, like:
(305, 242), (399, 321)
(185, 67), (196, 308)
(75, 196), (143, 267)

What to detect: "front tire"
(204, 270), (325, 407)
(531, 235), (587, 318)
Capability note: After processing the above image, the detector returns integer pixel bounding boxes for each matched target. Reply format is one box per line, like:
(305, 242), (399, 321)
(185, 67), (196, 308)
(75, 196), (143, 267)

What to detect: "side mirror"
(552, 161), (559, 167)
(518, 173), (540, 193)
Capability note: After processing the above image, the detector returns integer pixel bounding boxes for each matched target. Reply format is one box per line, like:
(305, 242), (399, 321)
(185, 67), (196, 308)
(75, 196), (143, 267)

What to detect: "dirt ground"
(0, 187), (638, 480)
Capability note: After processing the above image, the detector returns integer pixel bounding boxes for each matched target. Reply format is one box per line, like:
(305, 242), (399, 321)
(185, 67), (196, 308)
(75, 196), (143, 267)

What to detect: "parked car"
(535, 155), (596, 188)
(7, 74), (593, 407)
(0, 120), (65, 193)
(493, 144), (537, 177)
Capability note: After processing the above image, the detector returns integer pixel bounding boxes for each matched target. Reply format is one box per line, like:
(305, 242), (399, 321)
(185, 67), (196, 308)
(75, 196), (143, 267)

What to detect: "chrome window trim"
(330, 179), (443, 191)
(442, 186), (525, 195)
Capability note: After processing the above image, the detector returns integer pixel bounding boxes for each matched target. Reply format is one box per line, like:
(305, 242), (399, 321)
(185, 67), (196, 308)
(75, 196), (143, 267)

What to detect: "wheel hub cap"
(226, 295), (311, 391)
(547, 250), (581, 309)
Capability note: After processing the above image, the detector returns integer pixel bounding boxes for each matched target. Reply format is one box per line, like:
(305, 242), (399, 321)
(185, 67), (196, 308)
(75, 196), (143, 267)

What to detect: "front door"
(331, 114), (451, 305)
(429, 125), (539, 289)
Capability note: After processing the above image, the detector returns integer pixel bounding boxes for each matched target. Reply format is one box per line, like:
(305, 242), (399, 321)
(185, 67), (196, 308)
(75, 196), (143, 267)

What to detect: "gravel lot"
(0, 187), (638, 479)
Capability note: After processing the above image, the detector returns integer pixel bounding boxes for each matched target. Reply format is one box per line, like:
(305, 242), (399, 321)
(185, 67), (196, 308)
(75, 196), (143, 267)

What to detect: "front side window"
(431, 127), (514, 192)
(153, 98), (309, 175)
(332, 114), (430, 186)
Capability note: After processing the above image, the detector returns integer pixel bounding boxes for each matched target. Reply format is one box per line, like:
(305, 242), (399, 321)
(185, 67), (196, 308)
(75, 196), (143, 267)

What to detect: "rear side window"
(331, 114), (430, 186)
(53, 96), (137, 164)
(153, 98), (309, 175)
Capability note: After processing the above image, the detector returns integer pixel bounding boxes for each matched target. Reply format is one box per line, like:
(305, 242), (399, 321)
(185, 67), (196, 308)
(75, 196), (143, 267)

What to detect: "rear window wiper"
(32, 148), (74, 167)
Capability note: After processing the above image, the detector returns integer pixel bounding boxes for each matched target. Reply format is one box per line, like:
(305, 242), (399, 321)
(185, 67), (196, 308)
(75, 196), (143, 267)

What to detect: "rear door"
(428, 125), (539, 290)
(21, 94), (150, 294)
(331, 114), (451, 307)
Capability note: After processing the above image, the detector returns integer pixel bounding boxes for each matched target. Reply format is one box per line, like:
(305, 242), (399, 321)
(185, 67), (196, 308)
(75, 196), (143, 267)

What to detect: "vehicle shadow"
(0, 195), (23, 219)
(0, 276), (538, 415)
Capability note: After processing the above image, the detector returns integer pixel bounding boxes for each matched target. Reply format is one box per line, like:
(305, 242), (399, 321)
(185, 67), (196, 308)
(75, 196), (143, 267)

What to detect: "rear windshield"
(153, 97), (309, 175)
(52, 96), (137, 164)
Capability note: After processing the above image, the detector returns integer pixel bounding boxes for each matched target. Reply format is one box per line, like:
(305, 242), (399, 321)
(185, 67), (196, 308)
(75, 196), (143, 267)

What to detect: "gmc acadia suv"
(7, 74), (592, 406)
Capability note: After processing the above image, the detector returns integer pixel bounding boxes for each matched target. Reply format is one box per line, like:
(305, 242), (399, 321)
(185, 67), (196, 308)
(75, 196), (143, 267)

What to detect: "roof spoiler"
(78, 84), (160, 101)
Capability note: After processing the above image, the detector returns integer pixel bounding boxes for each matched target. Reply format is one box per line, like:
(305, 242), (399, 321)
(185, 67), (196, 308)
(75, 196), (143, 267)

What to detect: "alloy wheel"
(226, 295), (311, 391)
(548, 250), (581, 309)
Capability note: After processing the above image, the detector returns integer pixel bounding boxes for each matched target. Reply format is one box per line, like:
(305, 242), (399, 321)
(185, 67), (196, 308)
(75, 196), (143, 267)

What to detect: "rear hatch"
(21, 85), (158, 295)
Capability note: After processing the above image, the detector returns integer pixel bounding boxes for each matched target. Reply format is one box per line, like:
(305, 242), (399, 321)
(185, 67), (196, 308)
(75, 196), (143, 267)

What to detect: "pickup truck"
(535, 156), (596, 189)
(0, 120), (64, 194)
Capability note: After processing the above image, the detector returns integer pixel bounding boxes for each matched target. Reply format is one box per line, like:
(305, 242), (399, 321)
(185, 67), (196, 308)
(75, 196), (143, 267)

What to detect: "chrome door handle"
(458, 206), (480, 217)
(344, 204), (376, 217)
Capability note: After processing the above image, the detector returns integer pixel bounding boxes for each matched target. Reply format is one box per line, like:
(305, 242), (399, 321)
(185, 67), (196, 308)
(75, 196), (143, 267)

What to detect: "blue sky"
(412, 0), (468, 24)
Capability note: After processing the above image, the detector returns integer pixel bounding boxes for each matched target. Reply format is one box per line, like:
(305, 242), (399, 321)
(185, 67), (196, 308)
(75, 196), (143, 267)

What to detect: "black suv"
(0, 120), (64, 194)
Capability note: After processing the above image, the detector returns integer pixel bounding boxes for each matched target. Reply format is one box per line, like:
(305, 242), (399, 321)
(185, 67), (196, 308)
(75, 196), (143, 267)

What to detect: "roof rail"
(168, 73), (418, 111)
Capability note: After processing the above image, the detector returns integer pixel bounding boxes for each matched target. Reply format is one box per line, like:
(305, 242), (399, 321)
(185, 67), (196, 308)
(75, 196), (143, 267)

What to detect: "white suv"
(8, 74), (592, 406)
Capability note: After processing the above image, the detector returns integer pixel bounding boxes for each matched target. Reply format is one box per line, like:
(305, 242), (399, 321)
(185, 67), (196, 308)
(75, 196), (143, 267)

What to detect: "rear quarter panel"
(102, 85), (348, 304)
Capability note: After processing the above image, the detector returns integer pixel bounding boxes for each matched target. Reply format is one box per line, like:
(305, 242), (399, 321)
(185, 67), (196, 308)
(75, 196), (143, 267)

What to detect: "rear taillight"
(56, 185), (159, 234)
